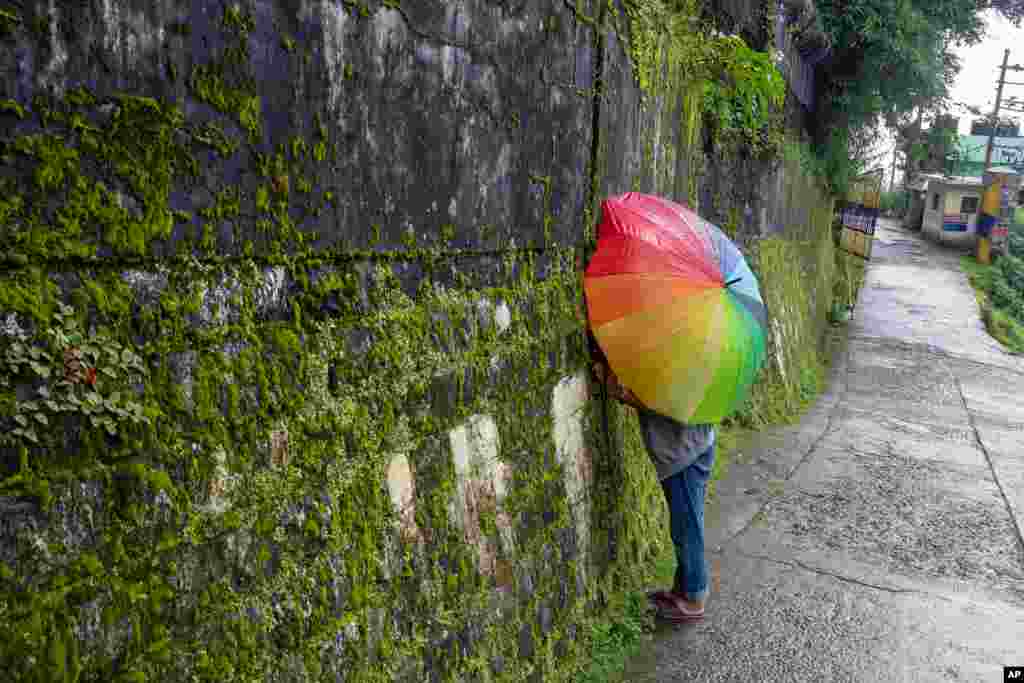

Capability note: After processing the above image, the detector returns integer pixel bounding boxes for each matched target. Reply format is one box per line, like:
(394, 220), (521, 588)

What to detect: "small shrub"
(961, 256), (1024, 355)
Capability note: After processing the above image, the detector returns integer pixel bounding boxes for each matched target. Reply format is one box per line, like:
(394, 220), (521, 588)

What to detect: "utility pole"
(984, 49), (1011, 170)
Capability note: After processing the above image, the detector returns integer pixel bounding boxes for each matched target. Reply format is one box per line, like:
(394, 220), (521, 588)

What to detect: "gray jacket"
(637, 408), (715, 481)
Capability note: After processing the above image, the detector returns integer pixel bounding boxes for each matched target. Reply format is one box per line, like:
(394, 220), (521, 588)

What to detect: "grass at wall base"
(960, 256), (1024, 355)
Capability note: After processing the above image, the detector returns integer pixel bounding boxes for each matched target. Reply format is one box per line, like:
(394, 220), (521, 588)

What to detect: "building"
(921, 176), (986, 248)
(969, 118), (1020, 138)
(903, 173), (945, 231)
(950, 135), (1024, 178)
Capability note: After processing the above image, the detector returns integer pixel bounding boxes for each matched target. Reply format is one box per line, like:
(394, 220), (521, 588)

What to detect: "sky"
(948, 10), (1024, 135)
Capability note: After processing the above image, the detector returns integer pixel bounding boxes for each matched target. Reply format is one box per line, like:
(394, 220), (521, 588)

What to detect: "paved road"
(624, 221), (1024, 682)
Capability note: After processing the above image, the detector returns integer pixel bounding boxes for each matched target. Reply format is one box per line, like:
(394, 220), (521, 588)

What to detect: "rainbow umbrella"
(584, 193), (767, 424)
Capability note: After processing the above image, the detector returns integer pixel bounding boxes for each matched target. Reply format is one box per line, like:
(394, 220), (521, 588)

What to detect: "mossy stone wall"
(0, 1), (840, 681)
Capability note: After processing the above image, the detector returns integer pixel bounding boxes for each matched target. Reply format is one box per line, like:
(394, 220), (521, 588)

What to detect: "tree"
(809, 0), (1001, 192)
(982, 1), (1024, 25)
(880, 189), (909, 214)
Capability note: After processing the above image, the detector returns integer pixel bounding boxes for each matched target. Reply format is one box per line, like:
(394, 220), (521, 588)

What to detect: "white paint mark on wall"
(494, 301), (511, 333)
(386, 453), (420, 543)
(0, 313), (29, 340)
(256, 266), (287, 316)
(450, 415), (499, 493)
(205, 447), (235, 514)
(552, 373), (592, 582)
(449, 415), (514, 580)
(270, 427), (290, 468)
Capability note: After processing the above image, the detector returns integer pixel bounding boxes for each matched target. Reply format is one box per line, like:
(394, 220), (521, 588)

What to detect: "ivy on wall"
(622, 0), (785, 157)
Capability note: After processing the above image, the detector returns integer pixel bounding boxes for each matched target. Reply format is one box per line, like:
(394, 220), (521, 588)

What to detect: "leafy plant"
(628, 1), (785, 156)
(579, 591), (649, 683)
(1010, 223), (1024, 259)
(1, 303), (150, 447)
(962, 255), (1024, 354)
(880, 189), (909, 214)
(702, 35), (786, 155)
(988, 254), (1024, 325)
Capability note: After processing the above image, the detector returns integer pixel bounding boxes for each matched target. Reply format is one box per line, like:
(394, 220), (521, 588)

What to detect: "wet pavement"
(624, 221), (1024, 682)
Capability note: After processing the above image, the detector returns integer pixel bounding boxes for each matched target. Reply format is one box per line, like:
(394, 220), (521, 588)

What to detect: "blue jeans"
(661, 445), (714, 601)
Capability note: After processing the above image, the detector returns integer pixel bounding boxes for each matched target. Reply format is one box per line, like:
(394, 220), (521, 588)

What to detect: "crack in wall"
(585, 0), (605, 241)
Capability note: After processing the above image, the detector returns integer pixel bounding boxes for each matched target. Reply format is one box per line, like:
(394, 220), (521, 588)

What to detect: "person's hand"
(611, 381), (645, 410)
(592, 361), (645, 410)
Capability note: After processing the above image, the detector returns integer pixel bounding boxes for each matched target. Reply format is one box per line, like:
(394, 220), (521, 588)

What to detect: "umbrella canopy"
(584, 193), (768, 424)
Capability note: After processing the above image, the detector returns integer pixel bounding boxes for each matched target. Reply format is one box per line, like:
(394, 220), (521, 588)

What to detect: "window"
(932, 193), (940, 210)
(960, 196), (979, 214)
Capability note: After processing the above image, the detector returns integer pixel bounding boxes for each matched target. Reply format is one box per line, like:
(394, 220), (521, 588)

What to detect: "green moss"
(0, 6), (20, 37)
(621, 0), (671, 94)
(0, 5), (847, 683)
(621, 0), (782, 155)
(0, 267), (60, 322)
(1, 93), (206, 260)
(0, 98), (26, 119)
(222, 4), (255, 34)
(189, 65), (263, 144)
(342, 0), (371, 18)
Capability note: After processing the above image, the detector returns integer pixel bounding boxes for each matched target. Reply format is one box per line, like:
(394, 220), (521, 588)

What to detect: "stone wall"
(0, 1), (838, 681)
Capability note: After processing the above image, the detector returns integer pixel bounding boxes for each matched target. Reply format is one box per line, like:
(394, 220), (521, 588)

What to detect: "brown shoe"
(651, 591), (705, 623)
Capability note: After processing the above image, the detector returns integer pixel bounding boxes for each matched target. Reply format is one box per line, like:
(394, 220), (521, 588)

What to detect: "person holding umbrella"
(583, 193), (768, 624)
(588, 331), (717, 622)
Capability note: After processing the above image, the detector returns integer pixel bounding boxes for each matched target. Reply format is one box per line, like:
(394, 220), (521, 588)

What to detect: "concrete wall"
(0, 1), (841, 681)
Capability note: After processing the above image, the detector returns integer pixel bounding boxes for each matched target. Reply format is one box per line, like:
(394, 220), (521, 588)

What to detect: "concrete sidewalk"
(624, 221), (1024, 682)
